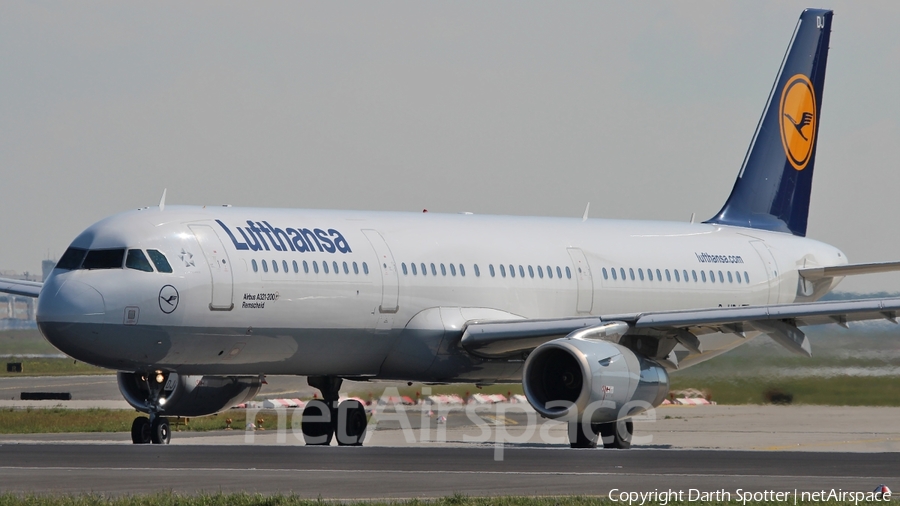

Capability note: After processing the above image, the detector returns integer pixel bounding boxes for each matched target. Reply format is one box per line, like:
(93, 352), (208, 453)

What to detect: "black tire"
(301, 399), (335, 445)
(131, 417), (151, 444)
(568, 422), (601, 449)
(150, 417), (171, 445)
(336, 400), (368, 446)
(599, 419), (633, 449)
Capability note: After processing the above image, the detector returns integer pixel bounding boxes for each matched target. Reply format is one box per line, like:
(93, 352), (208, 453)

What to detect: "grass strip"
(670, 375), (900, 406)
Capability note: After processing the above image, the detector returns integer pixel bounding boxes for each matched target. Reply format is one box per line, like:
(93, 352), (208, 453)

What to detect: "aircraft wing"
(799, 261), (900, 280)
(0, 277), (43, 298)
(460, 297), (900, 360)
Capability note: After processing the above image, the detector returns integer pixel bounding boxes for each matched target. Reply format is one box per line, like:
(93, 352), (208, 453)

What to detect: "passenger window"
(441, 264), (447, 276)
(709, 270), (715, 283)
(510, 265), (515, 278)
(474, 264), (480, 277)
(673, 269), (679, 282)
(683, 270), (689, 282)
(304, 260), (309, 273)
(611, 268), (617, 280)
(313, 261), (319, 274)
(519, 265), (525, 278)
(147, 250), (172, 273)
(701, 270), (706, 282)
(546, 265), (553, 279)
(744, 271), (749, 283)
(263, 260), (269, 273)
(56, 247), (88, 270)
(629, 268), (635, 281)
(558, 267), (564, 279)
(639, 268), (645, 281)
(528, 265), (534, 278)
(657, 269), (662, 281)
(645, 269), (651, 281)
(728, 271), (733, 283)
(402, 263), (408, 275)
(602, 267), (608, 280)
(421, 263), (427, 276)
(293, 260), (299, 273)
(691, 270), (697, 282)
(460, 264), (466, 277)
(450, 264), (456, 276)
(252, 259), (259, 272)
(500, 264), (506, 277)
(363, 262), (369, 275)
(619, 268), (625, 280)
(538, 266), (544, 279)
(343, 261), (349, 274)
(566, 267), (572, 279)
(665, 269), (671, 281)
(489, 264), (495, 277)
(431, 263), (437, 276)
(718, 271), (724, 283)
(283, 260), (289, 273)
(272, 260), (278, 273)
(411, 263), (417, 275)
(126, 249), (153, 272)
(735, 270), (740, 283)
(322, 262), (329, 274)
(333, 261), (339, 274)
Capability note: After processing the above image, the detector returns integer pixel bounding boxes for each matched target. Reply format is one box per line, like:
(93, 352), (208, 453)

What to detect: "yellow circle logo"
(779, 74), (816, 171)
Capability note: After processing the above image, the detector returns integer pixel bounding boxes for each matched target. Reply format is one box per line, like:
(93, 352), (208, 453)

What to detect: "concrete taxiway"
(0, 445), (895, 498)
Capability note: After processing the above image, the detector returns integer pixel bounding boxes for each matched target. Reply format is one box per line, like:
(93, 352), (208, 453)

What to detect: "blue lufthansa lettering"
(217, 220), (351, 254)
(216, 220), (249, 250)
(315, 228), (336, 253)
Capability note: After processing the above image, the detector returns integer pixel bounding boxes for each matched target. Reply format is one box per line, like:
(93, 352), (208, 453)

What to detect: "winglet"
(159, 188), (167, 212)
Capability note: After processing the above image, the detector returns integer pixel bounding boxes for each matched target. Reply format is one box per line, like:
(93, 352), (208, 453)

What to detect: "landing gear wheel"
(301, 399), (335, 445)
(336, 400), (368, 446)
(599, 419), (633, 449)
(150, 417), (171, 445)
(568, 422), (601, 448)
(131, 417), (151, 444)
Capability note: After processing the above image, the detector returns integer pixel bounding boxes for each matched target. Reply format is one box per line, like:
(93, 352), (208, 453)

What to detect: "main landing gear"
(300, 376), (368, 446)
(568, 419), (633, 449)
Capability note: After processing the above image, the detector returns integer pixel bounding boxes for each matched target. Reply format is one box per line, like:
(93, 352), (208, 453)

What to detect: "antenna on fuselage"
(159, 188), (167, 211)
(582, 202), (590, 222)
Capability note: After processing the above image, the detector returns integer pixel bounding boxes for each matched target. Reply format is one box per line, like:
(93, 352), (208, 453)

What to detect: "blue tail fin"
(706, 9), (832, 237)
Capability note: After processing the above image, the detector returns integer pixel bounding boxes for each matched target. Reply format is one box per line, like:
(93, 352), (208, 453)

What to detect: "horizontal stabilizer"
(799, 261), (900, 280)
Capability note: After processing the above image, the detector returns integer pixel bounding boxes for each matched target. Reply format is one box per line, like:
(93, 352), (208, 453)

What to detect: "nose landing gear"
(300, 376), (368, 446)
(130, 371), (171, 445)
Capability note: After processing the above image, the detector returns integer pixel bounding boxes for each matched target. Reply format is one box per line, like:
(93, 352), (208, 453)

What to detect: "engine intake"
(117, 372), (262, 417)
(523, 336), (668, 423)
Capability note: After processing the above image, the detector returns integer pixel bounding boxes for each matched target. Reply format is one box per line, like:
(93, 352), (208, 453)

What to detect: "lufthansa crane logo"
(779, 74), (817, 171)
(158, 285), (179, 314)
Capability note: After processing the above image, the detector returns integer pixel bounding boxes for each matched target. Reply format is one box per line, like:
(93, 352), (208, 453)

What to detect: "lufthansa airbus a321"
(3, 8), (899, 448)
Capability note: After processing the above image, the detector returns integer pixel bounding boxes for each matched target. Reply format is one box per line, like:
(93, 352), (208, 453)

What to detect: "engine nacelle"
(523, 336), (669, 423)
(117, 372), (262, 417)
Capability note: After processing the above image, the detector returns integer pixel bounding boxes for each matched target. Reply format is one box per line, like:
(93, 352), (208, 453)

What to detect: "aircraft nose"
(38, 277), (106, 321)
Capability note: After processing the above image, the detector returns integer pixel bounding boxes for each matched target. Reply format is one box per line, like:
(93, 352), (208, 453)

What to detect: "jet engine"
(523, 335), (669, 423)
(117, 372), (262, 417)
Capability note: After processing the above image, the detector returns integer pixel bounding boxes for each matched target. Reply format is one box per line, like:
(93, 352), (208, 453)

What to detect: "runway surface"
(0, 444), (896, 498)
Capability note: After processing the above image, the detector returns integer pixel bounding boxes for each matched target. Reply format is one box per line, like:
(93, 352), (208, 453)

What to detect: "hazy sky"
(2, 2), (899, 292)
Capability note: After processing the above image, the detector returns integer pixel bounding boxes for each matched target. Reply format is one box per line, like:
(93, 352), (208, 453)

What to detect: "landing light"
(158, 397), (167, 406)
(155, 372), (165, 383)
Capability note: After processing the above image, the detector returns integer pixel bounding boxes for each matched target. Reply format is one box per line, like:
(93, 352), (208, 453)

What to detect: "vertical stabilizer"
(706, 9), (832, 237)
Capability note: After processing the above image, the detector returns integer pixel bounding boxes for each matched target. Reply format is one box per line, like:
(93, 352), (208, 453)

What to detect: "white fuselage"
(36, 206), (846, 383)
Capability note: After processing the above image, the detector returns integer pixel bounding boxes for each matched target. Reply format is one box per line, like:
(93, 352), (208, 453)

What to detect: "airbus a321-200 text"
(2, 8), (898, 448)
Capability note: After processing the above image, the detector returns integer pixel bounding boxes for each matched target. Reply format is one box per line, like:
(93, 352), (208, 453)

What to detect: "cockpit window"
(56, 247), (88, 270)
(81, 249), (126, 270)
(147, 249), (173, 273)
(125, 249), (154, 272)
